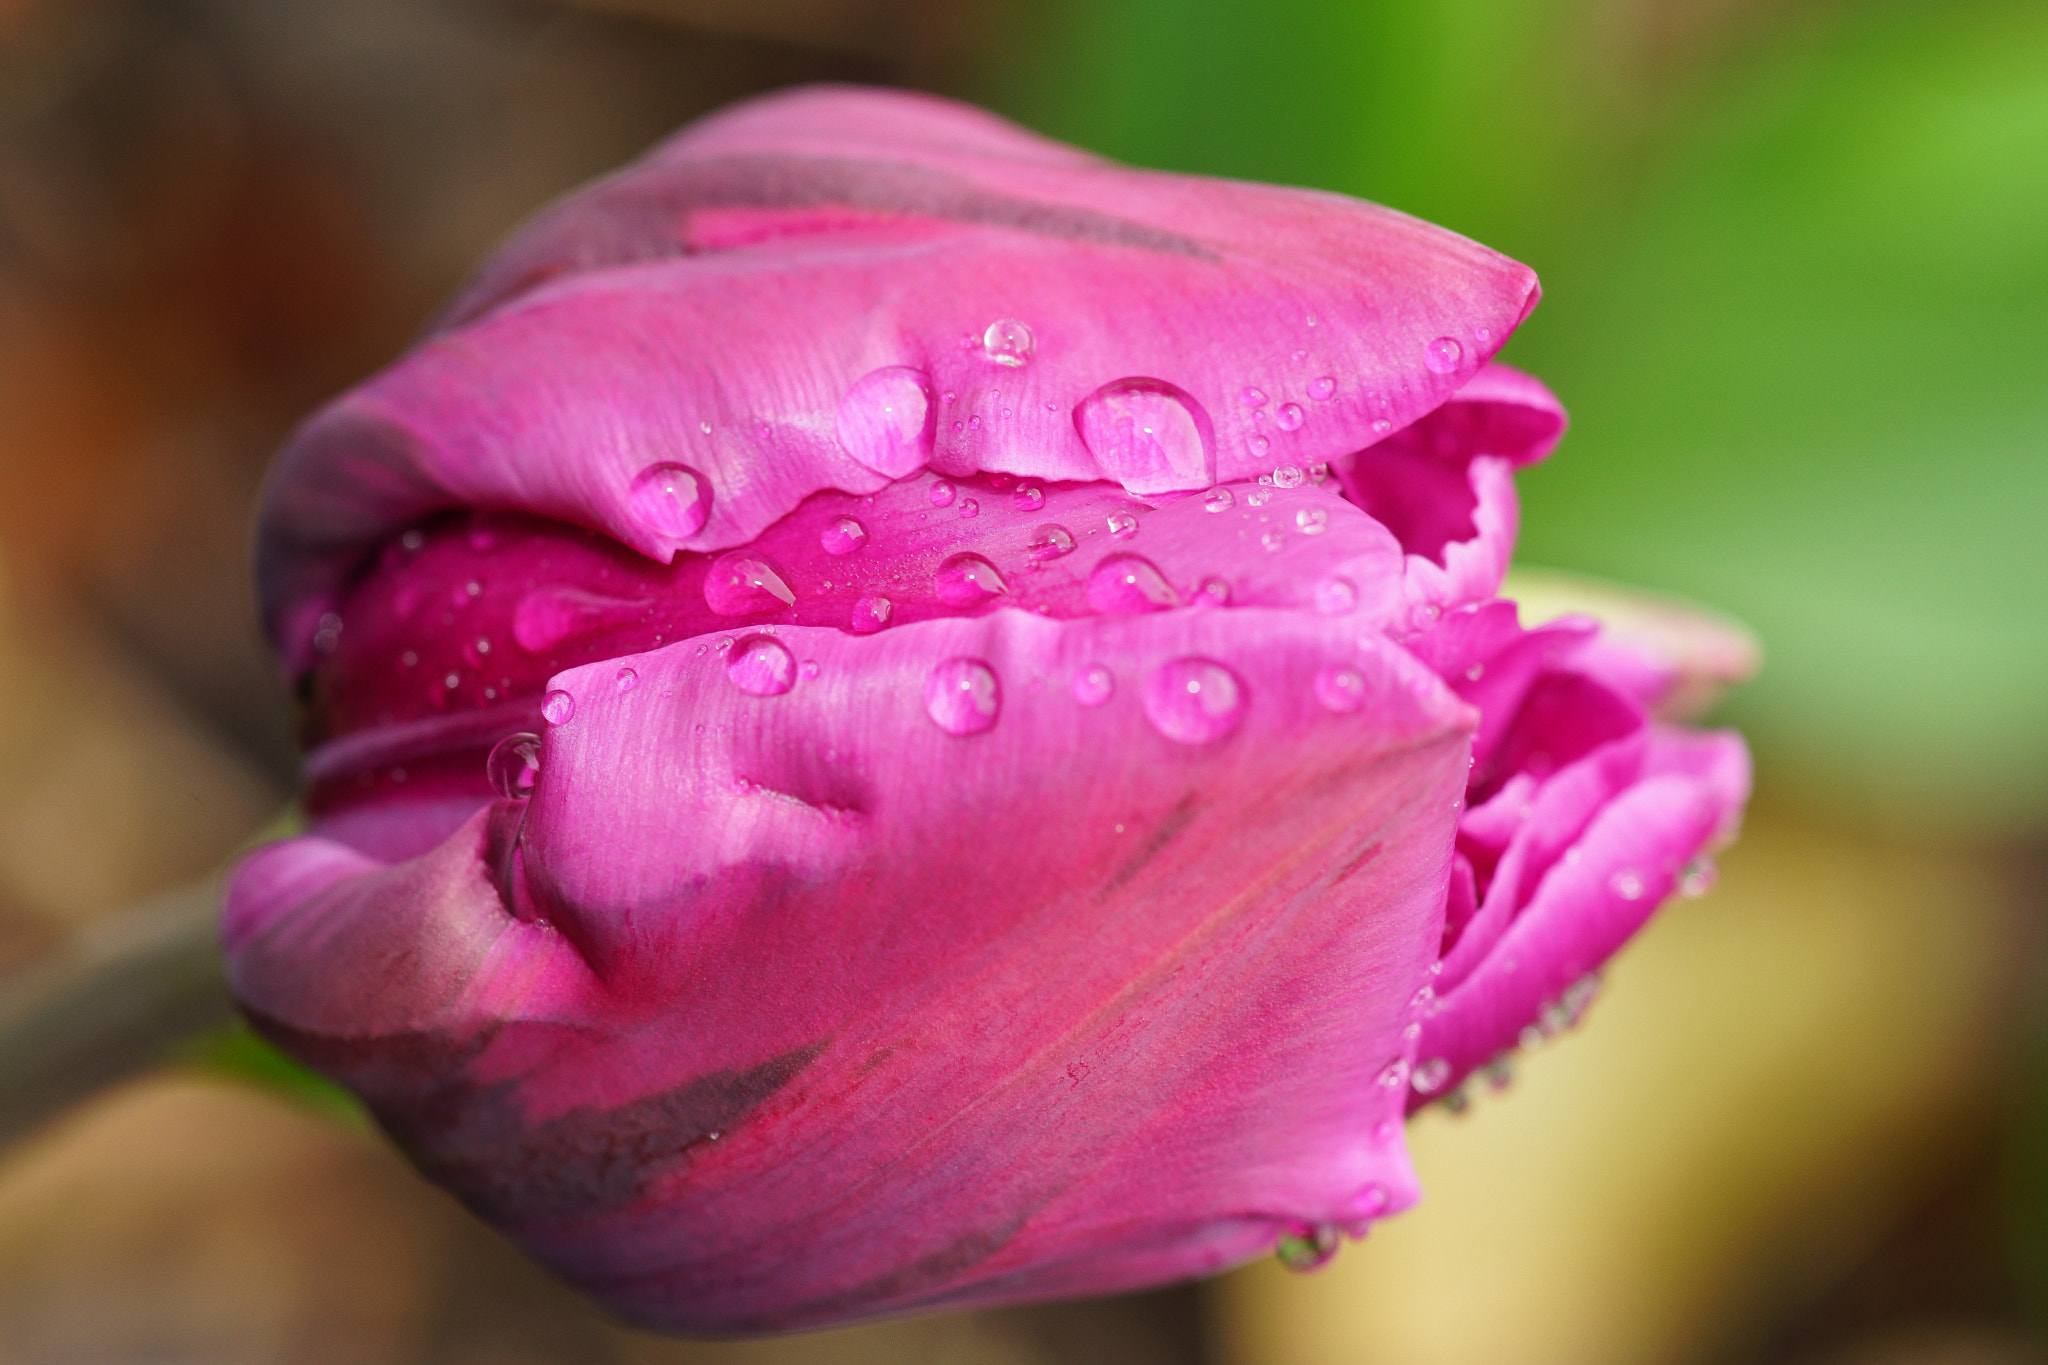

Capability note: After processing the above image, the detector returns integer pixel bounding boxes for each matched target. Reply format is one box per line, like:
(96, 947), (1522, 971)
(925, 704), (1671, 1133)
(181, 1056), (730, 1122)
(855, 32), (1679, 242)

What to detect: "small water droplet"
(704, 553), (797, 614)
(615, 666), (638, 694)
(1314, 664), (1367, 713)
(1275, 1223), (1341, 1273)
(443, 672), (462, 690)
(1144, 658), (1247, 744)
(1193, 576), (1231, 606)
(1239, 386), (1268, 408)
(1071, 664), (1115, 706)
(1074, 378), (1214, 495)
(1315, 577), (1357, 615)
(925, 657), (1001, 734)
(1013, 483), (1045, 511)
(727, 635), (797, 696)
(1308, 376), (1337, 401)
(1296, 506), (1329, 535)
(1273, 464), (1306, 489)
(1424, 336), (1464, 374)
(1411, 1057), (1452, 1094)
(1087, 554), (1179, 615)
(820, 517), (868, 555)
(1204, 487), (1235, 513)
(486, 733), (542, 799)
(758, 421), (773, 439)
(1464, 662), (1485, 682)
(800, 660), (820, 679)
(929, 480), (956, 508)
(1371, 418), (1393, 435)
(629, 462), (712, 539)
(1245, 488), (1271, 507)
(542, 690), (576, 725)
(1275, 403), (1304, 431)
(850, 595), (892, 633)
(1292, 348), (1309, 363)
(958, 498), (980, 518)
(1680, 855), (1718, 899)
(1308, 461), (1329, 484)
(837, 367), (935, 477)
(982, 319), (1034, 367)
(1261, 529), (1286, 552)
(1106, 511), (1139, 539)
(934, 553), (1007, 607)
(1411, 984), (1436, 1012)
(1025, 524), (1077, 562)
(969, 415), (982, 430)
(1377, 1059), (1410, 1089)
(1609, 868), (1646, 901)
(401, 529), (424, 552)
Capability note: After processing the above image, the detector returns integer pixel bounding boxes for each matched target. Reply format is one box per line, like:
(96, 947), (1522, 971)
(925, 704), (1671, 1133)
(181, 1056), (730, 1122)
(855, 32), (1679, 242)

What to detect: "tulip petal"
(229, 604), (1475, 1332)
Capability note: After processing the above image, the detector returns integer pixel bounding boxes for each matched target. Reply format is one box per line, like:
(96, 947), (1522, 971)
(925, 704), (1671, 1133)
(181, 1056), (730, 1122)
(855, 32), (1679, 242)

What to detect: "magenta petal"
(255, 87), (1540, 663)
(227, 605), (1474, 1332)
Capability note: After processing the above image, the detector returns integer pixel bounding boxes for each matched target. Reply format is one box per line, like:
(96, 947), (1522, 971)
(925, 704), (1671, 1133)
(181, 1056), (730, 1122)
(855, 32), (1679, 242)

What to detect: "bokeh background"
(0, 0), (2041, 1361)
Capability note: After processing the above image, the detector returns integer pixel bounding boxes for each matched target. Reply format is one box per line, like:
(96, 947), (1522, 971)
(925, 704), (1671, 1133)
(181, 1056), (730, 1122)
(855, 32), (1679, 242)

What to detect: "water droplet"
(1410, 984), (1436, 1012)
(1308, 376), (1337, 401)
(1245, 488), (1271, 507)
(1314, 664), (1367, 713)
(820, 517), (868, 555)
(1411, 1057), (1452, 1094)
(1424, 336), (1464, 374)
(400, 650), (418, 668)
(1247, 434), (1271, 457)
(727, 635), (796, 696)
(1275, 1223), (1341, 1273)
(982, 319), (1034, 367)
(1464, 663), (1485, 682)
(444, 672), (462, 690)
(401, 529), (424, 552)
(958, 498), (980, 518)
(1309, 461), (1330, 484)
(1273, 464), (1306, 489)
(628, 462), (712, 539)
(1377, 1059), (1410, 1089)
(1314, 577), (1357, 615)
(969, 415), (982, 430)
(1371, 418), (1394, 435)
(1275, 403), (1304, 431)
(851, 595), (892, 633)
(925, 657), (1001, 734)
(1204, 487), (1235, 513)
(1239, 386), (1269, 408)
(1261, 529), (1286, 552)
(1074, 378), (1214, 495)
(1013, 483), (1045, 512)
(1144, 658), (1247, 744)
(704, 553), (797, 615)
(929, 480), (956, 508)
(1025, 524), (1077, 562)
(1087, 554), (1179, 615)
(800, 660), (820, 679)
(1609, 868), (1646, 901)
(836, 366), (934, 477)
(1071, 664), (1115, 706)
(615, 666), (638, 694)
(1680, 855), (1718, 899)
(542, 690), (576, 725)
(1296, 506), (1329, 535)
(934, 553), (1007, 607)
(1193, 576), (1231, 606)
(1106, 511), (1139, 539)
(486, 733), (542, 799)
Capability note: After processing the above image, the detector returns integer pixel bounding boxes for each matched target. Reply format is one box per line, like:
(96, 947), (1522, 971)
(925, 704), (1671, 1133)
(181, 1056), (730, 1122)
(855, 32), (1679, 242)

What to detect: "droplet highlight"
(1424, 336), (1464, 375)
(1025, 524), (1077, 562)
(486, 733), (542, 799)
(820, 517), (868, 555)
(1275, 402), (1304, 431)
(851, 595), (892, 634)
(1144, 658), (1247, 745)
(542, 690), (576, 726)
(1204, 487), (1235, 513)
(727, 635), (797, 697)
(704, 553), (797, 615)
(925, 657), (1001, 735)
(982, 319), (1034, 367)
(628, 463), (711, 540)
(1106, 511), (1139, 539)
(934, 553), (1007, 607)
(1071, 664), (1115, 707)
(1314, 664), (1367, 713)
(1308, 376), (1337, 401)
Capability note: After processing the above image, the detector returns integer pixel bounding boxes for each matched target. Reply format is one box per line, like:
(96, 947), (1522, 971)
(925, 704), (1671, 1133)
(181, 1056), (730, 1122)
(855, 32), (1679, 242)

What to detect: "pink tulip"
(225, 86), (1750, 1334)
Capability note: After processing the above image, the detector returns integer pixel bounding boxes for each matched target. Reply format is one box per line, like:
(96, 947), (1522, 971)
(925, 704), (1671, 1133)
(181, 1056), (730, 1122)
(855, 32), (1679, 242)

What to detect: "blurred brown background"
(0, 0), (2041, 1362)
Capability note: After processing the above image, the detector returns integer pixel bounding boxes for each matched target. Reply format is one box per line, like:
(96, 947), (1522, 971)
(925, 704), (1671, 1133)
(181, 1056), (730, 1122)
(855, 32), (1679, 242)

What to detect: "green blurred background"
(0, 0), (2039, 1362)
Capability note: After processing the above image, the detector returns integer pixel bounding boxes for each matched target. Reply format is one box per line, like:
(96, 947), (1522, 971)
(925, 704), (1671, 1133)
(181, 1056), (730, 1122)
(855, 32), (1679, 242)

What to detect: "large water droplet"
(1424, 336), (1464, 374)
(1314, 664), (1367, 713)
(629, 463), (711, 539)
(982, 319), (1034, 367)
(542, 689), (576, 725)
(1275, 1223), (1341, 1273)
(1308, 376), (1337, 401)
(1106, 511), (1139, 539)
(486, 733), (542, 799)
(836, 366), (934, 477)
(820, 517), (868, 555)
(1071, 664), (1115, 706)
(1074, 378), (1214, 495)
(705, 553), (797, 615)
(934, 553), (1007, 607)
(1272, 465), (1306, 489)
(929, 480), (957, 508)
(1087, 554), (1179, 615)
(1275, 402), (1305, 431)
(1025, 524), (1076, 562)
(615, 666), (638, 694)
(925, 657), (1001, 734)
(957, 498), (980, 519)
(1411, 1057), (1452, 1094)
(1013, 484), (1045, 512)
(850, 595), (892, 634)
(1145, 658), (1247, 744)
(727, 635), (796, 696)
(1204, 487), (1235, 513)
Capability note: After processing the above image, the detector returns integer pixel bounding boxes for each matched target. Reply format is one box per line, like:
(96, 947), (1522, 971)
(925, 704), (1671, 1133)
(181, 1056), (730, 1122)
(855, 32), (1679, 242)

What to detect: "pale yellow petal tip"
(1501, 566), (1760, 721)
